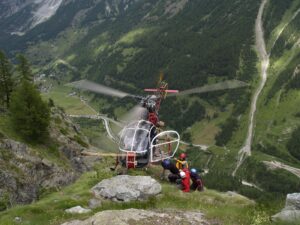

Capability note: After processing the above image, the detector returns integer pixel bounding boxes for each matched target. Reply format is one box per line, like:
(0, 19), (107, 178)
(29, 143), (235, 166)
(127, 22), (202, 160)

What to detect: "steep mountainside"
(0, 107), (98, 210)
(1, 0), (300, 203)
(0, 0), (260, 143)
(0, 0), (63, 35)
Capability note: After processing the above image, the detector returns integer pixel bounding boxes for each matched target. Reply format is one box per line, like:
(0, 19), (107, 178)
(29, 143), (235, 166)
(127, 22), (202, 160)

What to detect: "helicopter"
(67, 77), (248, 169)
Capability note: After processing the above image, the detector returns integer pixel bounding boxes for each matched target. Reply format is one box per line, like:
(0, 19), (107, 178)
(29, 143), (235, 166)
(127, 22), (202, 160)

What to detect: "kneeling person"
(161, 159), (180, 183)
(190, 168), (204, 191)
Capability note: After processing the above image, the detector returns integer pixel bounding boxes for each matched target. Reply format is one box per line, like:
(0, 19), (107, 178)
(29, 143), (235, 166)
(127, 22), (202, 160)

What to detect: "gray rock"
(0, 139), (28, 157)
(14, 217), (22, 223)
(61, 208), (208, 225)
(272, 210), (300, 222)
(91, 175), (161, 202)
(88, 198), (102, 209)
(0, 138), (81, 206)
(65, 206), (91, 214)
(0, 109), (94, 207)
(285, 193), (300, 210)
(272, 193), (300, 223)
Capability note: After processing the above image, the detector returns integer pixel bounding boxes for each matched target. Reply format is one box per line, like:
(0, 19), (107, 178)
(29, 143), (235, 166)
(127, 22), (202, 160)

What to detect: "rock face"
(91, 175), (161, 202)
(61, 208), (209, 225)
(0, 108), (99, 208)
(272, 193), (300, 222)
(0, 0), (63, 33)
(0, 138), (78, 205)
(285, 193), (300, 210)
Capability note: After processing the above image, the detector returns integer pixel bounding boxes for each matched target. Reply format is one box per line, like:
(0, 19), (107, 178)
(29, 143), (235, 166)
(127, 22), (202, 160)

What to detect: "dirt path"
(263, 161), (300, 178)
(232, 0), (269, 176)
(69, 114), (121, 142)
(242, 180), (263, 191)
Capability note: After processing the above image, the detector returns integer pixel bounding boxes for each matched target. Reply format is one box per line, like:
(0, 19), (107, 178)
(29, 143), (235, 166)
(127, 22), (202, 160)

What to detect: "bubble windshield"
(119, 120), (154, 153)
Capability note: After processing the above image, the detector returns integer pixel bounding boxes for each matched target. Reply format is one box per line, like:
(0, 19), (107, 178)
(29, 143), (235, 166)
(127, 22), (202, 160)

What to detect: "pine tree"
(0, 50), (13, 108)
(10, 55), (50, 142)
(16, 54), (33, 82)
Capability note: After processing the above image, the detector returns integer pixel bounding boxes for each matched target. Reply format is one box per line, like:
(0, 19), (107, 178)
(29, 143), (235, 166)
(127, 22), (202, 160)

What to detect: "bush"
(286, 126), (300, 160)
(245, 158), (300, 195)
(71, 135), (88, 148)
(204, 170), (242, 192)
(10, 80), (50, 142)
(215, 117), (239, 146)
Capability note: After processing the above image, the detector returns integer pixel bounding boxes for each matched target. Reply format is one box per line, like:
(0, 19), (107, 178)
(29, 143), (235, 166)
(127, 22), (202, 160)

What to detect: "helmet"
(190, 168), (197, 175)
(162, 159), (171, 169)
(179, 153), (186, 159)
(179, 171), (186, 178)
(147, 99), (156, 112)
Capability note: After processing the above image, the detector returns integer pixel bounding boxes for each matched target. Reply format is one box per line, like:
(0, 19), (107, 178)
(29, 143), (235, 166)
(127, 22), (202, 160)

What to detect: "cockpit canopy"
(119, 120), (154, 153)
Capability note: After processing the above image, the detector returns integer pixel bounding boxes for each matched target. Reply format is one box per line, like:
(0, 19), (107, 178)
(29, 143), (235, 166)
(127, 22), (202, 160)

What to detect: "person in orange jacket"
(179, 168), (190, 192)
(175, 153), (189, 170)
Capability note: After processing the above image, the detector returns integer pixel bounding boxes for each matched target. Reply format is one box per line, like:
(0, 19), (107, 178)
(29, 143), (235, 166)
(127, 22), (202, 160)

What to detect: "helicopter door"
(150, 130), (180, 162)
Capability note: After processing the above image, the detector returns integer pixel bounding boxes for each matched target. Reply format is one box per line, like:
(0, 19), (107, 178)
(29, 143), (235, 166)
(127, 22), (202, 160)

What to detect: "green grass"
(42, 86), (97, 115)
(117, 28), (151, 45)
(0, 114), (21, 141)
(0, 113), (70, 168)
(266, 0), (300, 52)
(0, 158), (283, 225)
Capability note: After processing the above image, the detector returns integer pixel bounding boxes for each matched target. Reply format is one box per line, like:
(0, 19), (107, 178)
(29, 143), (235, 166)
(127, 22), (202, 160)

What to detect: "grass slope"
(0, 158), (287, 225)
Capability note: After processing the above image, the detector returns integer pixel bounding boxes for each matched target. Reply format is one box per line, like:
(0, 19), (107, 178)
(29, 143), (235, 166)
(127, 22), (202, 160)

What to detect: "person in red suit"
(180, 168), (190, 192)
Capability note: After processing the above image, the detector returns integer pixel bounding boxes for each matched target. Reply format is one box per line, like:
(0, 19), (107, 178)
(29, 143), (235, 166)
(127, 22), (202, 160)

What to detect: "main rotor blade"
(171, 80), (249, 97)
(119, 104), (148, 124)
(66, 79), (131, 98)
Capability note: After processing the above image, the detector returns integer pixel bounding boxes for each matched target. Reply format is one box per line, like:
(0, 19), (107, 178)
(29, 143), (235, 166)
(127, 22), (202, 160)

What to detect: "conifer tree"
(0, 50), (13, 108)
(10, 55), (50, 142)
(16, 54), (33, 82)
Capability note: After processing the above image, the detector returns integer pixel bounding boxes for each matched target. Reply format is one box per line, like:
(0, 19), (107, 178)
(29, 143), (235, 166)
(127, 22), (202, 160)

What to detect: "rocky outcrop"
(65, 206), (91, 214)
(272, 193), (300, 222)
(91, 175), (161, 202)
(0, 138), (78, 206)
(0, 108), (99, 208)
(61, 208), (209, 225)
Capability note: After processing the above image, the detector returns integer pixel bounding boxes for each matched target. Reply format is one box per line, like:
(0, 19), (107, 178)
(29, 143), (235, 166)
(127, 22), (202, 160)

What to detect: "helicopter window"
(120, 129), (135, 150)
(119, 120), (153, 153)
(134, 129), (149, 152)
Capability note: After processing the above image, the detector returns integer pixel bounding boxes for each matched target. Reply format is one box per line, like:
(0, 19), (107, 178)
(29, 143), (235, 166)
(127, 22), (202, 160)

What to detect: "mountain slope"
(0, 0), (63, 35)
(4, 0), (260, 145)
(1, 0), (300, 201)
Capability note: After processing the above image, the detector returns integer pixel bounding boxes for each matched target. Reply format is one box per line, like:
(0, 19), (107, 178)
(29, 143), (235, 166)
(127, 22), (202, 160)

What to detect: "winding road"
(233, 0), (300, 177)
(232, 0), (269, 176)
(263, 161), (300, 178)
(69, 114), (121, 142)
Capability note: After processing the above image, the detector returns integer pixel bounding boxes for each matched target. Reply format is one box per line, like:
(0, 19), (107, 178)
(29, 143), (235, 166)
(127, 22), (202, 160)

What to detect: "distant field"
(42, 86), (97, 115)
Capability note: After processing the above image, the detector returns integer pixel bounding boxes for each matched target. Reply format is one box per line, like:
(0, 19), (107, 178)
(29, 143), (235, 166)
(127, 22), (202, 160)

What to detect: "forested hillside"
(1, 0), (300, 205)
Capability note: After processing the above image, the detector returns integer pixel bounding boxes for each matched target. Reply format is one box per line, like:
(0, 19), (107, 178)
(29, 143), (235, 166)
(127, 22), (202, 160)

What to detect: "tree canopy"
(0, 50), (13, 108)
(10, 55), (50, 142)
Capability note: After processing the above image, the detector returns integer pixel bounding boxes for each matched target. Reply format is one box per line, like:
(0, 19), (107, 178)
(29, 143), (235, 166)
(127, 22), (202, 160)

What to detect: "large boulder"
(285, 193), (300, 210)
(61, 208), (208, 225)
(272, 193), (300, 222)
(91, 175), (161, 202)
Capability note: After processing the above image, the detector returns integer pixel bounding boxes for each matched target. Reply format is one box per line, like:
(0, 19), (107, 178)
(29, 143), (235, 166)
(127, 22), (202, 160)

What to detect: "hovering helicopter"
(67, 77), (248, 169)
